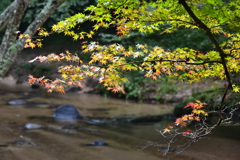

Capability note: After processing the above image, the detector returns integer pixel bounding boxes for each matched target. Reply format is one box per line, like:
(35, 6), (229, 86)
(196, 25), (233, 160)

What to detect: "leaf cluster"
(27, 0), (240, 95)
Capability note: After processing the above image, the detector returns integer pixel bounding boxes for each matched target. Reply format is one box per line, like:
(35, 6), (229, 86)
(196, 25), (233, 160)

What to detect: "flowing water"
(0, 83), (240, 160)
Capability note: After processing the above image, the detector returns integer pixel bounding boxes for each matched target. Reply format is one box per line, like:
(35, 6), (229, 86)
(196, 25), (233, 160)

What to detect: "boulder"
(53, 104), (82, 120)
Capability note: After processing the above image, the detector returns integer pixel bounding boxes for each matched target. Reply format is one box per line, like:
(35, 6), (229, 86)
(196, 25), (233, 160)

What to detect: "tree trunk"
(0, 0), (67, 78)
(0, 0), (30, 77)
(0, 0), (20, 31)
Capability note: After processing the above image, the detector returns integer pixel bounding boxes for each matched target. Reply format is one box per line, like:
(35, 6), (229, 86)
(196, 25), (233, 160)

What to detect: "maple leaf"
(67, 81), (74, 85)
(36, 42), (43, 48)
(182, 131), (190, 135)
(18, 34), (23, 39)
(195, 116), (201, 121)
(163, 128), (171, 133)
(112, 88), (119, 93)
(25, 39), (31, 43)
(77, 82), (84, 88)
(47, 89), (53, 93)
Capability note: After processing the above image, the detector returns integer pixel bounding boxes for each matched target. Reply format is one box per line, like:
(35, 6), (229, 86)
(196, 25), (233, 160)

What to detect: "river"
(0, 83), (240, 160)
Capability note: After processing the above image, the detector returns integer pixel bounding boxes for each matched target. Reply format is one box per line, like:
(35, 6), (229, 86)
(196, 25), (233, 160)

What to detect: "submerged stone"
(53, 104), (82, 120)
(24, 123), (44, 129)
(8, 99), (26, 105)
(87, 140), (108, 146)
(86, 119), (105, 125)
(12, 141), (32, 145)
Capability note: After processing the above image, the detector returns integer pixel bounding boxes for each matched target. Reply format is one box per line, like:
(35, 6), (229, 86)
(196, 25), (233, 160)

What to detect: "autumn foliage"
(25, 0), (240, 93)
(24, 0), (240, 156)
(162, 100), (207, 134)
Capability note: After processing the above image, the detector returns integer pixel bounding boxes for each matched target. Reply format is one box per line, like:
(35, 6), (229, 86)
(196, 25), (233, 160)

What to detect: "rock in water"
(31, 84), (40, 89)
(87, 140), (108, 146)
(53, 104), (82, 120)
(12, 141), (32, 145)
(24, 123), (43, 129)
(8, 99), (26, 105)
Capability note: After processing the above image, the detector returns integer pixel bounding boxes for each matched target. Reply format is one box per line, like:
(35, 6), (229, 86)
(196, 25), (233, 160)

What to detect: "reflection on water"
(0, 87), (240, 160)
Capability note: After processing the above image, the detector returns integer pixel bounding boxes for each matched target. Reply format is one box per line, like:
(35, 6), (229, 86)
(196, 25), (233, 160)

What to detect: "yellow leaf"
(164, 128), (171, 132)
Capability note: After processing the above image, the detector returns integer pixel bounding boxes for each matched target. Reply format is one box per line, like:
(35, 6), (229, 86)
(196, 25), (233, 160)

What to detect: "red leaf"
(182, 132), (189, 135)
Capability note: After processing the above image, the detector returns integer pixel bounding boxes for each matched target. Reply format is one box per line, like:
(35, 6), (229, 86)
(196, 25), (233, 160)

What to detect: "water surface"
(0, 85), (239, 160)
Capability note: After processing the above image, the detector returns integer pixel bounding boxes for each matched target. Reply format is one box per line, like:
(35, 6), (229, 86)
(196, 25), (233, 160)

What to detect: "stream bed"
(0, 84), (240, 160)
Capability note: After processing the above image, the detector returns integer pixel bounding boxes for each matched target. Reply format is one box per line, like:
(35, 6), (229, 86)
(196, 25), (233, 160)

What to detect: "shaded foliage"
(21, 0), (95, 28)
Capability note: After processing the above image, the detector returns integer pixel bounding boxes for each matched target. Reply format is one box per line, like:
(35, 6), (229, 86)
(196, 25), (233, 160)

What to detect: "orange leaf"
(47, 89), (53, 93)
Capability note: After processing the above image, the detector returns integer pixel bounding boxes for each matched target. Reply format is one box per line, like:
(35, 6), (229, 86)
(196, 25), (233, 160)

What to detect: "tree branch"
(122, 59), (222, 66)
(215, 83), (231, 126)
(23, 0), (66, 36)
(178, 0), (233, 89)
(144, 59), (221, 65)
(130, 19), (196, 26)
(0, 0), (18, 31)
(0, 0), (30, 59)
